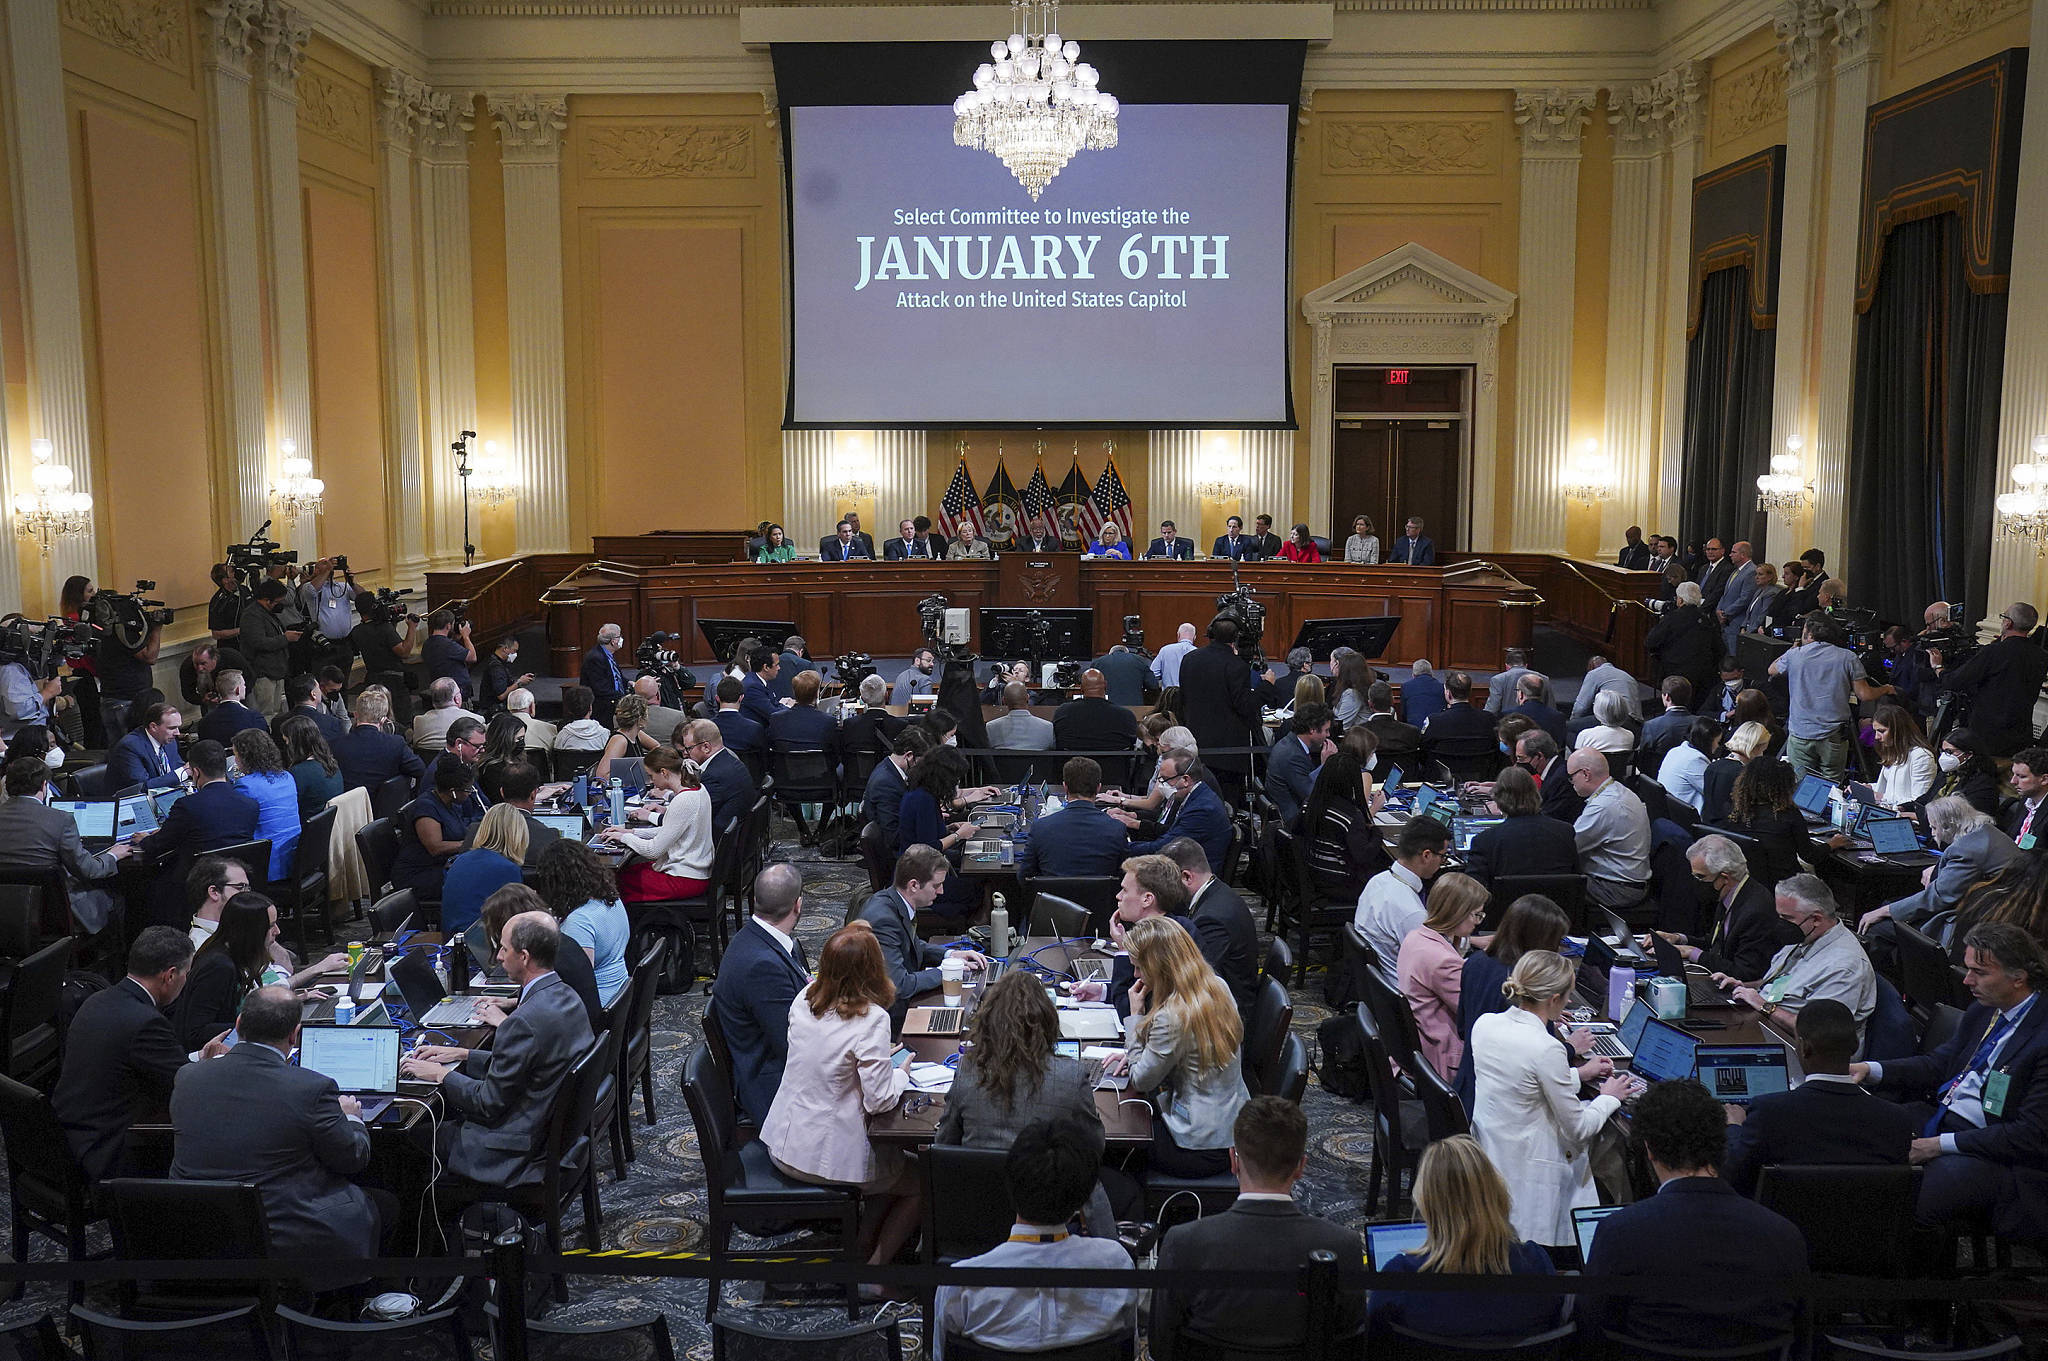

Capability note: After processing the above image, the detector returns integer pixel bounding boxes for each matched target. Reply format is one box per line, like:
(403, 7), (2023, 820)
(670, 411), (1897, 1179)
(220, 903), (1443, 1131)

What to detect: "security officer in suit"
(710, 865), (809, 1124)
(1146, 521), (1195, 560)
(1722, 999), (1914, 1196)
(1018, 757), (1130, 878)
(170, 985), (381, 1260)
(819, 520), (875, 561)
(402, 912), (595, 1188)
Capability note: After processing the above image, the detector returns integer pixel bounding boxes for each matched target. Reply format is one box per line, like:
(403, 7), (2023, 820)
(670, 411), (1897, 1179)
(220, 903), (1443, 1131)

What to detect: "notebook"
(1572, 1205), (1626, 1262)
(1366, 1221), (1431, 1269)
(297, 1023), (401, 1122)
(1692, 1044), (1791, 1106)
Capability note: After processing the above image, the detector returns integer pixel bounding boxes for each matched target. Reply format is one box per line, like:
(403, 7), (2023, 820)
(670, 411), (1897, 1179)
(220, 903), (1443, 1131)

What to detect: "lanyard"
(1008, 1229), (1068, 1244)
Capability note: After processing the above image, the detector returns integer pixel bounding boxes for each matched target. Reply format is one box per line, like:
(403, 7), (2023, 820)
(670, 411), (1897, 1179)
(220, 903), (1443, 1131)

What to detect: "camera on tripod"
(359, 587), (417, 625)
(1215, 586), (1267, 668)
(1918, 603), (1978, 665)
(634, 632), (697, 708)
(834, 652), (878, 691)
(225, 521), (298, 590)
(917, 594), (972, 661)
(0, 615), (100, 680)
(89, 582), (173, 652)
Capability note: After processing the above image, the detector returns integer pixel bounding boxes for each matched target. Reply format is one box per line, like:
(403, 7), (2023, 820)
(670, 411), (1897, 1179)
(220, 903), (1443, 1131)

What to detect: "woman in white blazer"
(1469, 950), (1633, 1250)
(759, 920), (920, 1281)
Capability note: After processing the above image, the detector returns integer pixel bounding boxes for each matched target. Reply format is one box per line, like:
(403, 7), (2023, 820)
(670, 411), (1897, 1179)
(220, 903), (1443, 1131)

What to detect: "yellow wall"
(1705, 24), (1791, 174)
(1564, 106), (1615, 561)
(1882, 0), (2033, 98)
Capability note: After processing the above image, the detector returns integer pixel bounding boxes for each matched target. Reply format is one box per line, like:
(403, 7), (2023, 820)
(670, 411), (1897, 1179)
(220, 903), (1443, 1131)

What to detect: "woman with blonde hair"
(1368, 1134), (1562, 1339)
(440, 801), (531, 936)
(1469, 950), (1633, 1251)
(593, 692), (659, 782)
(1292, 672), (1326, 712)
(1397, 873), (1489, 1079)
(1103, 915), (1249, 1176)
(1702, 717), (1771, 825)
(760, 920), (920, 1284)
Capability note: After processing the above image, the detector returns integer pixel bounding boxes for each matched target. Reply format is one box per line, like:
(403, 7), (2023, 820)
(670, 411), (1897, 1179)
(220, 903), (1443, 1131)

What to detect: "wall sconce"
(12, 438), (92, 557)
(832, 436), (879, 501)
(1995, 435), (2048, 553)
(472, 442), (518, 509)
(1195, 435), (1246, 502)
(1562, 438), (1612, 506)
(1756, 434), (1813, 513)
(271, 437), (325, 519)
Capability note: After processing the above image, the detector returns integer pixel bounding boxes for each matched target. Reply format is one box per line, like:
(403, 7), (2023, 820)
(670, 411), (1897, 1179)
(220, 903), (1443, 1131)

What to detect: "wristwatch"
(1760, 1000), (1778, 1017)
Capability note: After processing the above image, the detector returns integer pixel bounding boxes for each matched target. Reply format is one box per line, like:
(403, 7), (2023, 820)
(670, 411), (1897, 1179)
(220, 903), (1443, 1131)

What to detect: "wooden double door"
(1332, 418), (1463, 552)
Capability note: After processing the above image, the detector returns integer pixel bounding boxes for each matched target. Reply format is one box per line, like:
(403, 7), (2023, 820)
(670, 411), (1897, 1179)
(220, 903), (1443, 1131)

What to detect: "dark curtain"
(1679, 267), (1775, 560)
(1845, 213), (2008, 627)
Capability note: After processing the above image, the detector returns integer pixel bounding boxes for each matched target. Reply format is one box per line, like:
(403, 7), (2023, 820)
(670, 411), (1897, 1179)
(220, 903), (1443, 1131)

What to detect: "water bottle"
(608, 776), (626, 829)
(1829, 785), (1848, 831)
(1607, 964), (1636, 1023)
(333, 993), (356, 1025)
(990, 892), (1011, 961)
(572, 773), (589, 807)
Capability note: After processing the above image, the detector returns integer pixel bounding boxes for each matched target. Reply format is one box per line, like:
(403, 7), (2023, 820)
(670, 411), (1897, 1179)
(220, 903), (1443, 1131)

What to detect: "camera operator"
(95, 596), (165, 739)
(422, 609), (476, 705)
(477, 634), (534, 714)
(207, 562), (248, 643)
(0, 649), (62, 742)
(350, 595), (418, 724)
(299, 557), (360, 671)
(237, 580), (301, 718)
(1932, 601), (2048, 757)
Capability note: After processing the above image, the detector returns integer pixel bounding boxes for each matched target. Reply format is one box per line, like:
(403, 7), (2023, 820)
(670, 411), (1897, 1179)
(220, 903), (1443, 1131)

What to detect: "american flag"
(1081, 455), (1135, 543)
(940, 456), (985, 538)
(1021, 461), (1058, 537)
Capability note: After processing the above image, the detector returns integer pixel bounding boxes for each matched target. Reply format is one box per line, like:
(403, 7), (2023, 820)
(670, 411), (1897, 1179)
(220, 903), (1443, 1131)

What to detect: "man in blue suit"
(1854, 921), (2048, 1240)
(331, 689), (425, 795)
(272, 674), (348, 746)
(1723, 999), (1914, 1197)
(861, 728), (928, 845)
(740, 652), (782, 728)
(1385, 517), (1436, 565)
(1019, 757), (1130, 878)
(109, 701), (186, 792)
(141, 740), (258, 928)
(710, 864), (809, 1124)
(1500, 673), (1568, 749)
(1399, 663), (1447, 727)
(1263, 703), (1332, 830)
(1123, 752), (1232, 867)
(1146, 521), (1195, 560)
(710, 677), (765, 758)
(1585, 1079), (1808, 1350)
(818, 521), (874, 562)
(1211, 515), (1258, 562)
(580, 623), (627, 728)
(683, 719), (759, 836)
(766, 671), (842, 777)
(195, 670), (269, 746)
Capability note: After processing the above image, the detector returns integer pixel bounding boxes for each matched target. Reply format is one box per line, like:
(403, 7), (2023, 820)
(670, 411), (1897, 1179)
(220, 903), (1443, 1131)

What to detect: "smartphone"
(891, 1047), (914, 1068)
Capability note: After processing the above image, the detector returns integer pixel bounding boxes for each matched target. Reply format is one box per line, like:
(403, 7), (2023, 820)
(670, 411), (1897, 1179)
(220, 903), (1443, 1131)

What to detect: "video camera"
(359, 587), (418, 626)
(916, 593), (973, 661)
(833, 651), (878, 691)
(1215, 585), (1267, 669)
(0, 615), (100, 681)
(1120, 614), (1149, 657)
(225, 521), (298, 591)
(634, 632), (698, 709)
(89, 581), (173, 652)
(1918, 603), (1978, 667)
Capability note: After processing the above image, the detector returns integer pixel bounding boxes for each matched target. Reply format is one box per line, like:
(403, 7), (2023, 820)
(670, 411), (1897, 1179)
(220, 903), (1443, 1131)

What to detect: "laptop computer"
(114, 794), (158, 838)
(1692, 1044), (1792, 1106)
(532, 811), (589, 842)
(1381, 766), (1403, 794)
(150, 786), (189, 819)
(390, 950), (493, 1028)
(1581, 996), (1654, 1061)
(1627, 1016), (1702, 1084)
(902, 1006), (967, 1037)
(1647, 934), (1738, 1008)
(52, 800), (116, 843)
(1366, 1221), (1431, 1269)
(1452, 816), (1504, 854)
(609, 757), (647, 792)
(303, 948), (377, 1022)
(1860, 816), (1939, 867)
(1421, 799), (1456, 829)
(297, 1023), (401, 1122)
(1571, 1205), (1626, 1262)
(1793, 774), (1834, 824)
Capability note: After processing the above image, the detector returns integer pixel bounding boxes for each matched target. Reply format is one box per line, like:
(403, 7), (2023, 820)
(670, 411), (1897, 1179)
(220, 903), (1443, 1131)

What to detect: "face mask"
(42, 747), (64, 771)
(1939, 751), (1962, 773)
(1498, 741), (1511, 755)
(503, 652), (517, 666)
(944, 734), (958, 746)
(1725, 679), (1742, 691)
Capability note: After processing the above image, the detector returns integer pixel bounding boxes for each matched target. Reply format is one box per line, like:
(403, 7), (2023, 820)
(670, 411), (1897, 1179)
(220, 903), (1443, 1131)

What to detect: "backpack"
(1314, 1013), (1370, 1102)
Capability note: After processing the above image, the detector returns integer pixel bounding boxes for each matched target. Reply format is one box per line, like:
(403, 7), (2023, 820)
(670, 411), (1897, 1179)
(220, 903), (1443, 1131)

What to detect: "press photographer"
(91, 581), (171, 737)
(206, 561), (248, 643)
(237, 580), (301, 717)
(1931, 601), (2048, 757)
(299, 556), (362, 671)
(478, 632), (535, 713)
(0, 616), (96, 742)
(422, 607), (477, 703)
(350, 588), (418, 722)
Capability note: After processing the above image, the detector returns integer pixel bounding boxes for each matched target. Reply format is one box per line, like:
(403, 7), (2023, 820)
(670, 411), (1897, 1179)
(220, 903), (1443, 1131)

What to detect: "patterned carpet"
(0, 812), (1372, 1359)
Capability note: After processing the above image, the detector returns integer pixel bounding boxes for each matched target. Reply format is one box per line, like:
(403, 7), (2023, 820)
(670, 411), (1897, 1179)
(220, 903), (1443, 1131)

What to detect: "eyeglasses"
(1691, 871), (1719, 885)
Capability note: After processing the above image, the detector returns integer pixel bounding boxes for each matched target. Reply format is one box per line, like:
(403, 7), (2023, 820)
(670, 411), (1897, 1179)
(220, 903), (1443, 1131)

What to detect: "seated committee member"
(1146, 520), (1195, 559)
(884, 517), (937, 559)
(0, 756), (135, 935)
(711, 864), (808, 1125)
(1584, 1079), (1808, 1349)
(760, 921), (923, 1281)
(986, 683), (1053, 752)
(1015, 520), (1063, 553)
(1090, 523), (1132, 559)
(858, 844), (988, 1009)
(947, 520), (994, 560)
(1277, 522), (1322, 563)
(402, 912), (595, 1187)
(1369, 1135), (1562, 1342)
(934, 1117), (1137, 1359)
(1652, 834), (1800, 983)
(1712, 874), (1877, 1047)
(333, 686), (424, 795)
(1017, 756), (1129, 878)
(55, 928), (228, 1183)
(170, 984), (378, 1261)
(1211, 515), (1259, 562)
(110, 701), (186, 791)
(1152, 1098), (1364, 1359)
(1722, 998), (1915, 1197)
(141, 740), (259, 929)
(1356, 818), (1449, 988)
(753, 523), (795, 562)
(1343, 514), (1382, 564)
(820, 519), (873, 561)
(1387, 517), (1436, 565)
(1855, 921), (2048, 1238)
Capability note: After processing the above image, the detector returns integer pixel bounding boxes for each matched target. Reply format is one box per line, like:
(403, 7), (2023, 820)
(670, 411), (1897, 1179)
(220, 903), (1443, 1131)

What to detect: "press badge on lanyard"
(1762, 977), (1793, 1005)
(1984, 1070), (2011, 1118)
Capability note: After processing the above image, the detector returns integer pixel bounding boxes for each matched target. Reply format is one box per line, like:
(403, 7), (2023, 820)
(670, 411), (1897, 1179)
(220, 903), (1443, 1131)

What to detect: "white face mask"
(503, 651), (517, 666)
(1939, 751), (1962, 773)
(944, 733), (958, 746)
(42, 747), (64, 771)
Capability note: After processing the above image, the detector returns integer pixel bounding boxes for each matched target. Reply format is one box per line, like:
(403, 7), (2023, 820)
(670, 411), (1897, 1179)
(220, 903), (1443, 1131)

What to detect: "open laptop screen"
(1572, 1204), (1626, 1262)
(1629, 1017), (1700, 1084)
(1793, 774), (1833, 817)
(51, 800), (115, 840)
(1866, 817), (1919, 854)
(1693, 1045), (1791, 1106)
(532, 813), (588, 841)
(1365, 1221), (1431, 1269)
(298, 1025), (401, 1094)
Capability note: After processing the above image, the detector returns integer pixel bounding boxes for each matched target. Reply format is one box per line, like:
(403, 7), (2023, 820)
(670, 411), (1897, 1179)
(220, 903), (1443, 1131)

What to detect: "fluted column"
(871, 431), (926, 537)
(781, 431), (836, 548)
(1813, 0), (1884, 586)
(1765, 0), (1828, 560)
(257, 2), (313, 552)
(203, 0), (270, 540)
(3, 0), (100, 585)
(1653, 63), (1706, 534)
(1242, 430), (1295, 533)
(487, 93), (571, 553)
(1511, 89), (1596, 554)
(1147, 431), (1205, 545)
(376, 73), (430, 584)
(1987, 0), (2048, 622)
(1603, 85), (1667, 550)
(419, 91), (477, 571)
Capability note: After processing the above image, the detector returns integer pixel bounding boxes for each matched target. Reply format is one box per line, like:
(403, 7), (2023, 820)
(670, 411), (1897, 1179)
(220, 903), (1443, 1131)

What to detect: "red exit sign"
(1386, 369), (1411, 384)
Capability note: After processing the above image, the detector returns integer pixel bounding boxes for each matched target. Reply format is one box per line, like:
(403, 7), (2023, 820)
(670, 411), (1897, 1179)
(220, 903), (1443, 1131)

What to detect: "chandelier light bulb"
(1786, 434), (1804, 454)
(2033, 435), (2048, 459)
(2015, 465), (2040, 488)
(280, 436), (297, 458)
(29, 439), (53, 462)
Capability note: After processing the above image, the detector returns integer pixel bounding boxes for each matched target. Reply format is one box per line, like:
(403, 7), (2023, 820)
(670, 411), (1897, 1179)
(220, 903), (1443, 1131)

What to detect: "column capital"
(259, 1), (309, 91)
(1831, 0), (1884, 67)
(1513, 88), (1597, 155)
(417, 88), (476, 163)
(486, 93), (569, 164)
(1608, 83), (1666, 155)
(1775, 0), (1829, 93)
(1652, 60), (1706, 146)
(201, 0), (265, 76)
(376, 70), (438, 151)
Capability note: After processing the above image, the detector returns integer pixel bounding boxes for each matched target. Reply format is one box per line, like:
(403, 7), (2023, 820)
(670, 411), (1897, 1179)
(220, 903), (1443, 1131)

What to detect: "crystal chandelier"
(1755, 435), (1812, 513)
(1562, 439), (1613, 506)
(12, 439), (93, 557)
(953, 0), (1118, 201)
(271, 438), (326, 519)
(473, 442), (518, 509)
(1196, 437), (1245, 503)
(1995, 436), (2048, 553)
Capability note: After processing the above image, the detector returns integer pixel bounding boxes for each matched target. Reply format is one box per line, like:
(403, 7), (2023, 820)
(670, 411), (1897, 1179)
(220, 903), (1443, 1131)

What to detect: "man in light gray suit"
(986, 683), (1054, 752)
(1860, 797), (2020, 967)
(1483, 648), (1556, 713)
(857, 845), (986, 1018)
(1568, 654), (1644, 738)
(403, 912), (594, 1186)
(0, 756), (136, 933)
(170, 985), (380, 1261)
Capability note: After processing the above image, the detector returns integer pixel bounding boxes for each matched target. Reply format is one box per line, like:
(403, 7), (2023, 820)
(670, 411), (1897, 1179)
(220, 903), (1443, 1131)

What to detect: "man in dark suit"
(1151, 1098), (1365, 1359)
(1723, 999), (1914, 1196)
(333, 688), (425, 796)
(1636, 677), (1698, 774)
(1419, 671), (1498, 759)
(883, 517), (939, 560)
(1517, 730), (1584, 823)
(140, 740), (257, 929)
(740, 652), (782, 728)
(2000, 747), (2048, 847)
(1385, 517), (1436, 565)
(1145, 521), (1195, 559)
(857, 846), (987, 1012)
(1124, 752), (1233, 868)
(1934, 604), (2048, 756)
(1585, 1079), (1807, 1349)
(1695, 538), (1734, 610)
(682, 719), (759, 835)
(271, 674), (348, 747)
(1249, 514), (1285, 561)
(1014, 522), (1064, 553)
(839, 513), (877, 558)
(195, 669), (269, 746)
(580, 623), (628, 728)
(1179, 616), (1263, 804)
(1264, 703), (1332, 830)
(1087, 645), (1153, 706)
(1165, 838), (1259, 1019)
(403, 912), (595, 1187)
(1051, 669), (1140, 766)
(1399, 665), (1448, 727)
(708, 676), (765, 759)
(770, 639), (827, 702)
(1617, 525), (1653, 571)
(818, 520), (874, 561)
(1501, 673), (1568, 749)
(460, 762), (561, 867)
(1854, 921), (2048, 1238)
(765, 670), (842, 777)
(1019, 757), (1129, 878)
(860, 727), (927, 844)
(170, 985), (379, 1259)
(1655, 835), (1800, 981)
(54, 928), (227, 1184)
(1462, 766), (1578, 884)
(1211, 515), (1258, 561)
(1361, 682), (1423, 773)
(108, 702), (187, 794)
(0, 758), (137, 935)
(711, 865), (808, 1124)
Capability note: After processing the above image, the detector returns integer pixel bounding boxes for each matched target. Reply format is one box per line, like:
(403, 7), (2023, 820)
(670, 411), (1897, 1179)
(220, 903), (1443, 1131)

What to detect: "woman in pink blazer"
(759, 921), (920, 1282)
(1397, 873), (1489, 1080)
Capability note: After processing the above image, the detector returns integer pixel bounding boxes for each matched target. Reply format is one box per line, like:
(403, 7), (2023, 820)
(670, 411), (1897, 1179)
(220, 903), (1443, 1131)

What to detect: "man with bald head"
(987, 682), (1054, 752)
(681, 717), (758, 835)
(1568, 748), (1652, 911)
(1152, 622), (1198, 689)
(1052, 668), (1140, 775)
(712, 863), (809, 1122)
(631, 674), (686, 744)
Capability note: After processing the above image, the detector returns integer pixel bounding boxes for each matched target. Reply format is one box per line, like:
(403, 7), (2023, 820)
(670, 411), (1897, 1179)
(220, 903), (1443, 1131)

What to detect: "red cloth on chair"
(619, 862), (709, 901)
